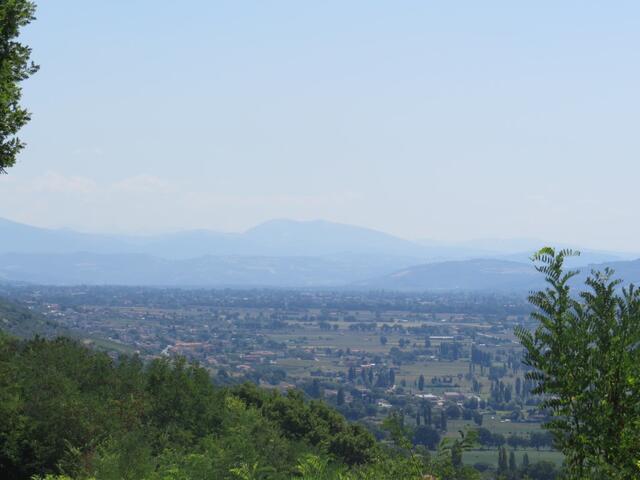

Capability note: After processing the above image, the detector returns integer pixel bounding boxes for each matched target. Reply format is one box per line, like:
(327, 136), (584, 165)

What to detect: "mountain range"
(0, 217), (638, 290)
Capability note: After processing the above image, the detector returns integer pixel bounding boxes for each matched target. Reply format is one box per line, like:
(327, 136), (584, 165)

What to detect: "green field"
(463, 449), (564, 468)
(87, 336), (139, 355)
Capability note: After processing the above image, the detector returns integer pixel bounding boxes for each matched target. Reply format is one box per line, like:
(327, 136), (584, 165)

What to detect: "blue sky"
(1, 1), (639, 250)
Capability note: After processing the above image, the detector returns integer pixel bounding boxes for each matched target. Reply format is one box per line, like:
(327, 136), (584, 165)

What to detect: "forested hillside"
(0, 297), (65, 338)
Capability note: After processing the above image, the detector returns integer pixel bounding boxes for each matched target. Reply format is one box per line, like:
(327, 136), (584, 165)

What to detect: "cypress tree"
(509, 450), (517, 471)
(425, 402), (432, 425)
(498, 446), (508, 474)
(439, 410), (447, 432)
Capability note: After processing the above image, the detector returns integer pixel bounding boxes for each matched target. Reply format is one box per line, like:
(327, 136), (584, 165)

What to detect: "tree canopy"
(0, 333), (484, 480)
(0, 0), (38, 172)
(516, 248), (640, 478)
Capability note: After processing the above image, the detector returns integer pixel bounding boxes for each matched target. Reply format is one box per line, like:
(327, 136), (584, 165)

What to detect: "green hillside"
(0, 297), (65, 338)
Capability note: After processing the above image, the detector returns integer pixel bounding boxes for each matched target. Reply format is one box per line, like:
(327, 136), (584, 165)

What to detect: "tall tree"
(516, 248), (640, 478)
(423, 401), (432, 426)
(439, 410), (447, 432)
(497, 446), (508, 475)
(0, 0), (39, 172)
(412, 425), (440, 450)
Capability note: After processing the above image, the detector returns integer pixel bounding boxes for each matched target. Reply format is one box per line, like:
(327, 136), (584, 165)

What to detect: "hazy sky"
(1, 1), (639, 250)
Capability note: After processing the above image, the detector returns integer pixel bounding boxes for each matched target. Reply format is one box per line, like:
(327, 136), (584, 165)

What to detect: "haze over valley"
(1, 216), (637, 289)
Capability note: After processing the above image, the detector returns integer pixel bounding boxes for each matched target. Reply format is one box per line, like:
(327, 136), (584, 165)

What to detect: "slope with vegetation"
(0, 297), (65, 338)
(0, 333), (483, 480)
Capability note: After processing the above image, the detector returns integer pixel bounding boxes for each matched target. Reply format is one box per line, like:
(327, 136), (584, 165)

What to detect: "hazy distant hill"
(139, 219), (434, 258)
(3, 250), (640, 290)
(240, 219), (429, 256)
(583, 258), (640, 283)
(0, 217), (132, 255)
(1, 217), (638, 288)
(416, 235), (631, 267)
(359, 257), (640, 292)
(358, 259), (541, 291)
(2, 216), (634, 263)
(500, 250), (626, 267)
(0, 252), (421, 287)
(0, 217), (433, 259)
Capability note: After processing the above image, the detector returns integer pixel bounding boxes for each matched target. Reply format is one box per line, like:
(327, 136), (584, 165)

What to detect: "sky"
(1, 1), (639, 251)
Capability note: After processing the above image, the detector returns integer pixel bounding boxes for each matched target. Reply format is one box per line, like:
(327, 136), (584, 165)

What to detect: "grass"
(480, 416), (544, 436)
(88, 336), (138, 355)
(463, 448), (564, 468)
